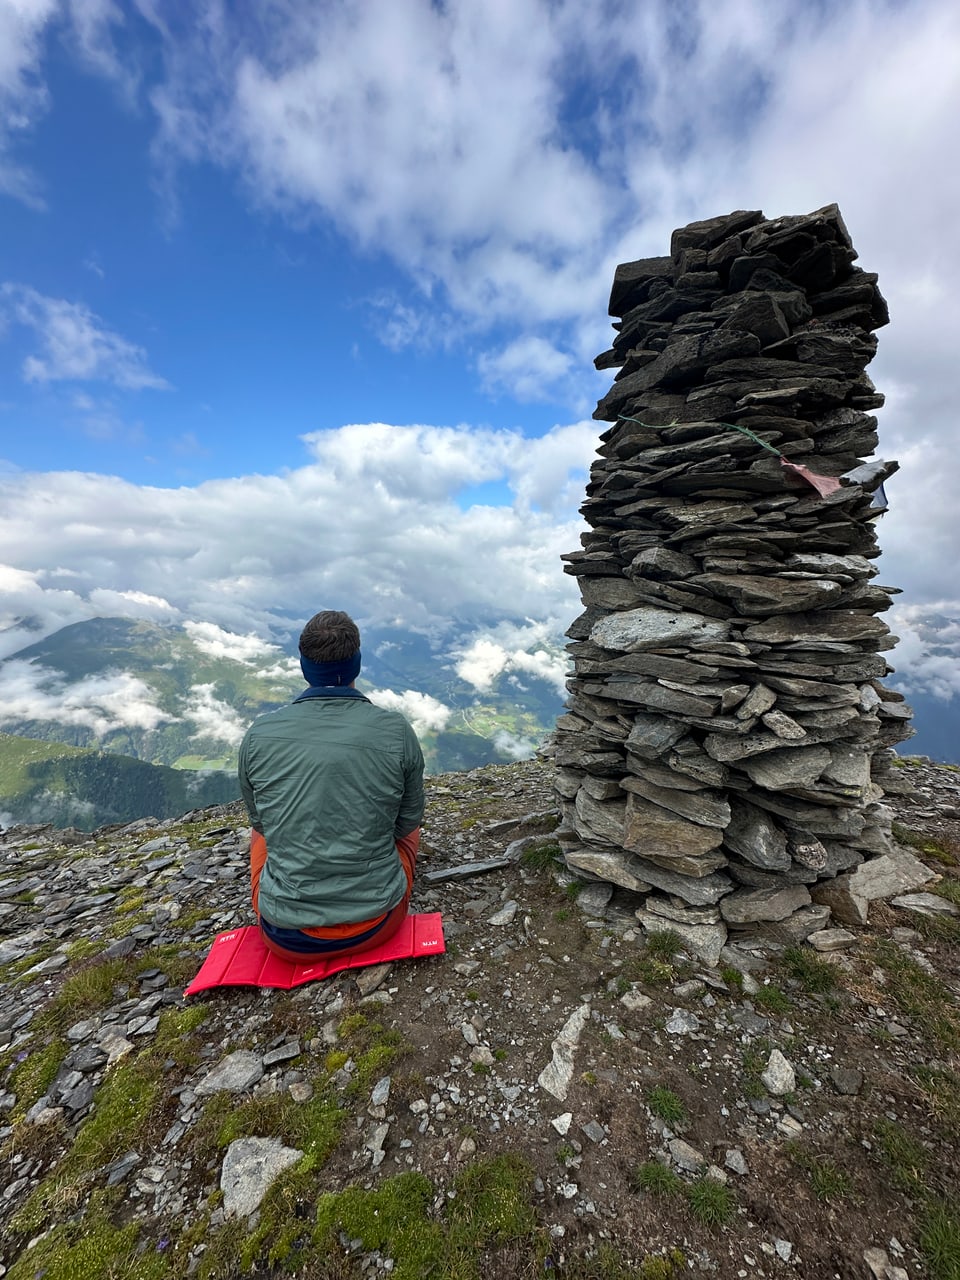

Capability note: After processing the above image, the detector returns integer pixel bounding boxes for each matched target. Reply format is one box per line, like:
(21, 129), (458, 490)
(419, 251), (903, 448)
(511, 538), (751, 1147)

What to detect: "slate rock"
(221, 1137), (303, 1217)
(196, 1051), (264, 1096)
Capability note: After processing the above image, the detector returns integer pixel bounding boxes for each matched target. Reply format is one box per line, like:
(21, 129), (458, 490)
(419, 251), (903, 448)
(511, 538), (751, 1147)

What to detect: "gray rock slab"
(623, 794), (724, 860)
(197, 1050), (264, 1096)
(724, 798), (790, 870)
(665, 1009), (702, 1035)
(808, 927), (858, 951)
(720, 884), (811, 924)
(625, 715), (688, 760)
(538, 1004), (591, 1101)
(422, 857), (514, 883)
(487, 900), (519, 926)
(637, 911), (727, 967)
(760, 709), (808, 740)
(565, 848), (652, 894)
(630, 859), (734, 906)
(591, 606), (729, 652)
(849, 848), (934, 899)
(574, 791), (627, 846)
(742, 746), (831, 791)
(814, 847), (934, 925)
(644, 895), (721, 926)
(761, 1050), (796, 1096)
(759, 903), (832, 943)
(890, 892), (958, 916)
(620, 776), (730, 829)
(221, 1137), (302, 1217)
(668, 1138), (706, 1172)
(830, 1065), (864, 1095)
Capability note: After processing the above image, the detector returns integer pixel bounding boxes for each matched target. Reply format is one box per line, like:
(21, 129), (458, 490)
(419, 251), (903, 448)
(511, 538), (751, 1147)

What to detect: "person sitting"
(238, 609), (424, 962)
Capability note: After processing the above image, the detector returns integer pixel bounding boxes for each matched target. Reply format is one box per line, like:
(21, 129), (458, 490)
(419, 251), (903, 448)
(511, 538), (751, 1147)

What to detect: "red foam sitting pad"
(183, 913), (445, 995)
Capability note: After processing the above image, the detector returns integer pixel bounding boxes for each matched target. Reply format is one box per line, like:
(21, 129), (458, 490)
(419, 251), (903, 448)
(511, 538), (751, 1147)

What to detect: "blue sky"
(1, 0), (959, 735)
(1, 15), (579, 485)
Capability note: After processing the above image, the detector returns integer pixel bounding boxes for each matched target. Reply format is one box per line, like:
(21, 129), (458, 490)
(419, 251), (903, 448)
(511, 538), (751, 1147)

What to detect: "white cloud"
(1, 284), (170, 389)
(455, 638), (509, 693)
(183, 620), (281, 665)
(478, 336), (574, 403)
(887, 603), (960, 702)
(0, 0), (57, 206)
(0, 659), (172, 736)
(366, 688), (453, 736)
(87, 588), (179, 621)
(0, 421), (589, 656)
(455, 623), (569, 696)
(183, 682), (248, 748)
(492, 728), (537, 761)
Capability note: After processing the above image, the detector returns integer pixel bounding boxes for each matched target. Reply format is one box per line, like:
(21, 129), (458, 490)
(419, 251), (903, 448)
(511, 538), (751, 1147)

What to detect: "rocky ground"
(0, 756), (958, 1280)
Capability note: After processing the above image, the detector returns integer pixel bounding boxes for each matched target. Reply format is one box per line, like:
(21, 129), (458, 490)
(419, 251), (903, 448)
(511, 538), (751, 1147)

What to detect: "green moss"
(314, 1171), (444, 1276)
(10, 1058), (163, 1235)
(337, 1012), (368, 1038)
(63, 938), (103, 962)
(892, 823), (958, 866)
(912, 1064), (960, 1132)
(216, 1088), (343, 1167)
(155, 1005), (208, 1066)
(6, 1196), (168, 1280)
(134, 945), (197, 989)
(333, 1014), (409, 1093)
(809, 1162), (852, 1203)
(36, 957), (132, 1032)
(644, 928), (684, 960)
(7, 1036), (69, 1118)
(312, 1155), (544, 1280)
(872, 1118), (928, 1193)
(116, 890), (147, 915)
(720, 965), (744, 991)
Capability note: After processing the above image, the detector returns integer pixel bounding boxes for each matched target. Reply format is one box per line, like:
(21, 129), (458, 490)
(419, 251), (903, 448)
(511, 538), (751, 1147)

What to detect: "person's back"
(238, 610), (424, 961)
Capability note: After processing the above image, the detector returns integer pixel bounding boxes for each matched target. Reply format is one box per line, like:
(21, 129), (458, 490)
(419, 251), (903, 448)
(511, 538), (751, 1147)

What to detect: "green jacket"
(238, 691), (424, 929)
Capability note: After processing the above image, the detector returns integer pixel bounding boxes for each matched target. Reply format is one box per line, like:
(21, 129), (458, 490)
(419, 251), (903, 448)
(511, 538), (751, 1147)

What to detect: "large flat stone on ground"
(810, 847), (933, 925)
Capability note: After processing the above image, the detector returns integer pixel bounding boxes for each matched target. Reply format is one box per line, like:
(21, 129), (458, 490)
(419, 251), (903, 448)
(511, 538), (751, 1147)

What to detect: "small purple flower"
(156, 1238), (170, 1252)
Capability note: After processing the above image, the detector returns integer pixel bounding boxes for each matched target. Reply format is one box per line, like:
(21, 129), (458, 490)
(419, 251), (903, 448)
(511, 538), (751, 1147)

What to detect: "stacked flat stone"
(555, 204), (912, 961)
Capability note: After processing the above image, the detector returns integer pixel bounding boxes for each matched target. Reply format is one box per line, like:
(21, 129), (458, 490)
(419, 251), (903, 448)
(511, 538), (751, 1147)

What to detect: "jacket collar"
(293, 685), (369, 703)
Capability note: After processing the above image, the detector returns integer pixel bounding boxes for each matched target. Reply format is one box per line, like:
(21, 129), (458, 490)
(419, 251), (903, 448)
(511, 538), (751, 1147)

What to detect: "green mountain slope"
(0, 731), (239, 831)
(1, 617), (566, 778)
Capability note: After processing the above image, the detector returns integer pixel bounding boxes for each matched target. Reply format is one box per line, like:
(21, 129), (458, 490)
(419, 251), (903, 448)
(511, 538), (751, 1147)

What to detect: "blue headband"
(300, 650), (362, 687)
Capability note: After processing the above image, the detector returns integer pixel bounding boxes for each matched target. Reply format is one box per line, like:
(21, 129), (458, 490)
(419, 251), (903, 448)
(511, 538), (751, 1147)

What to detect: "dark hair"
(299, 610), (361, 662)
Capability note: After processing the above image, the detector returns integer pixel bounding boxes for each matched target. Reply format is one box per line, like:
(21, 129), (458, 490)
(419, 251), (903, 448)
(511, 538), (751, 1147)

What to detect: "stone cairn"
(555, 204), (914, 963)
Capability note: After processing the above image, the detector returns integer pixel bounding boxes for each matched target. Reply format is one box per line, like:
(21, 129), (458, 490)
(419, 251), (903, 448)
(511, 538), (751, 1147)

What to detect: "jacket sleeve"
(394, 721), (425, 839)
(237, 732), (264, 834)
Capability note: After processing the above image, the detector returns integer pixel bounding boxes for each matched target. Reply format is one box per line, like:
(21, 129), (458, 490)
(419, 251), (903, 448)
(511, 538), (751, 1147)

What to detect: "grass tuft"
(920, 1200), (960, 1280)
(646, 1086), (687, 1128)
(630, 1161), (683, 1197)
(520, 839), (561, 870)
(780, 946), (837, 993)
(686, 1175), (734, 1228)
(809, 1162), (853, 1203)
